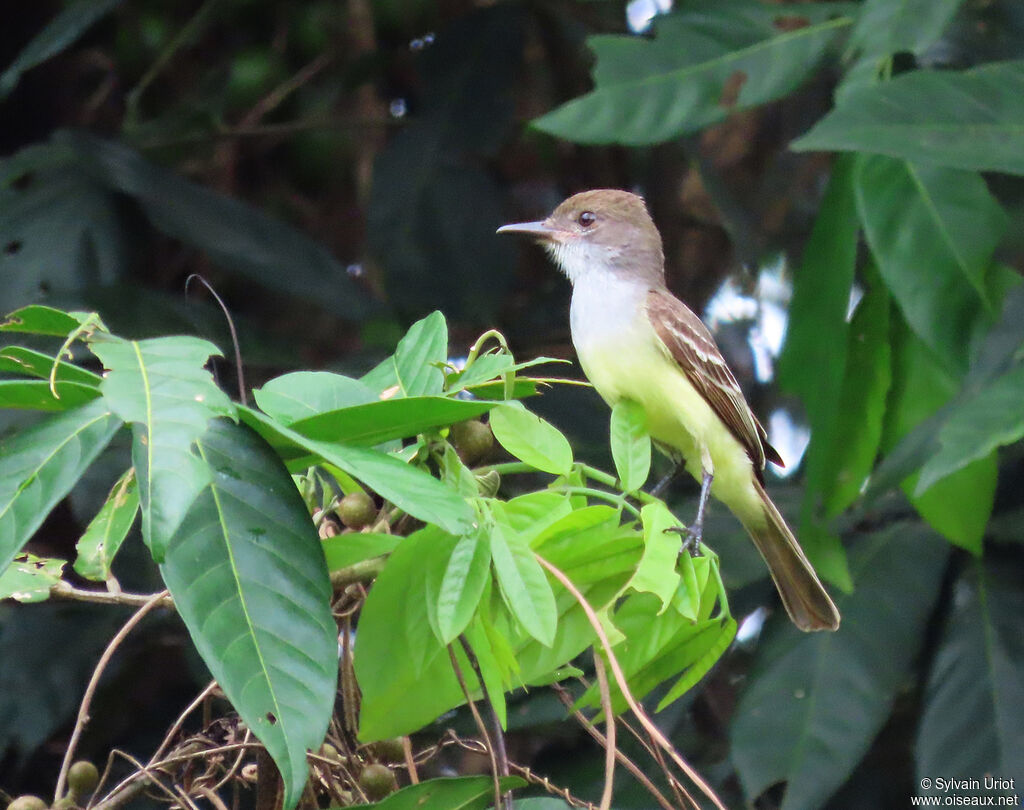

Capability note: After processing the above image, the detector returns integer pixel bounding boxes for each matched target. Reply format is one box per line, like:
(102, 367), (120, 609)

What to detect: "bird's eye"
(578, 211), (596, 228)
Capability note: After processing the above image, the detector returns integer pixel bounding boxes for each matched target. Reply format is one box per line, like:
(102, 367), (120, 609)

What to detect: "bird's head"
(498, 189), (665, 285)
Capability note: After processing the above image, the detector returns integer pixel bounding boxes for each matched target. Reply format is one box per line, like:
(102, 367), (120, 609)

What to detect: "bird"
(497, 189), (839, 632)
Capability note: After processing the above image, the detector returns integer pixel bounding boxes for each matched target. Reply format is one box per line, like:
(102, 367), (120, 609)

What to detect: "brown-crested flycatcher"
(498, 189), (840, 632)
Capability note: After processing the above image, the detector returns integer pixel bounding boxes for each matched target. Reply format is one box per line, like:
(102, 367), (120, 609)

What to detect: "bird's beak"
(496, 220), (561, 241)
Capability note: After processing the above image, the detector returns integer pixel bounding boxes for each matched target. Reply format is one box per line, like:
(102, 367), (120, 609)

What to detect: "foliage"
(2, 0), (1024, 808)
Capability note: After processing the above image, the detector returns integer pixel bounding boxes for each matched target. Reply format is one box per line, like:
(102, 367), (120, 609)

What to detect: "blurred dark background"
(2, 1), (1023, 808)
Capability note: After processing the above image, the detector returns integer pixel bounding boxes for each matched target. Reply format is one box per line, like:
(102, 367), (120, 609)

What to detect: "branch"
(593, 652), (615, 810)
(535, 554), (726, 810)
(447, 645), (503, 810)
(51, 580), (174, 608)
(55, 591), (171, 803)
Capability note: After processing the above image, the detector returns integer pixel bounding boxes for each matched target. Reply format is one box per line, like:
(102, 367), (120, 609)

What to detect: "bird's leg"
(649, 465), (682, 499)
(665, 466), (713, 556)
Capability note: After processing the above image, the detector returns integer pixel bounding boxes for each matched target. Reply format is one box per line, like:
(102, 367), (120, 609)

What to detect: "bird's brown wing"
(645, 287), (784, 474)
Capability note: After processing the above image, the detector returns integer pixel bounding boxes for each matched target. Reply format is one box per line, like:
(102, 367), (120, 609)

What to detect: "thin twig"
(402, 737), (419, 785)
(238, 52), (334, 128)
(148, 681), (219, 766)
(552, 686), (676, 810)
(535, 555), (727, 810)
(447, 645), (503, 810)
(54, 591), (170, 803)
(460, 635), (511, 810)
(185, 275), (247, 405)
(50, 581), (174, 608)
(593, 652), (615, 810)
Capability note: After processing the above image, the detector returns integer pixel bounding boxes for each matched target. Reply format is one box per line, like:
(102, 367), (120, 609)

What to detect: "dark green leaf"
(0, 345), (102, 385)
(160, 419), (337, 810)
(90, 335), (235, 560)
(252, 372), (377, 425)
(820, 271), (891, 517)
(394, 311), (447, 397)
(0, 399), (122, 575)
(777, 156), (858, 583)
(846, 0), (964, 59)
(0, 553), (65, 602)
(0, 0), (124, 98)
(0, 380), (101, 411)
(0, 305), (93, 337)
(792, 61), (1024, 175)
(916, 559), (1024, 794)
(490, 511), (558, 646)
(534, 2), (853, 145)
(609, 399), (650, 493)
(854, 155), (1005, 371)
(489, 404), (572, 476)
(55, 131), (375, 318)
(731, 524), (949, 809)
(73, 468), (139, 581)
(362, 776), (526, 810)
(917, 363), (1024, 493)
(240, 407), (475, 535)
(286, 397), (496, 448)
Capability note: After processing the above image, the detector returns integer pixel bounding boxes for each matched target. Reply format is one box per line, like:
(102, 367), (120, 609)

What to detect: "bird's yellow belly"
(577, 332), (762, 523)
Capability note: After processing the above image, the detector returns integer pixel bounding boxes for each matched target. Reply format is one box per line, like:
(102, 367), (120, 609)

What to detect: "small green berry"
(450, 420), (494, 465)
(368, 736), (405, 764)
(337, 492), (377, 529)
(358, 763), (397, 800)
(67, 760), (100, 797)
(7, 796), (48, 810)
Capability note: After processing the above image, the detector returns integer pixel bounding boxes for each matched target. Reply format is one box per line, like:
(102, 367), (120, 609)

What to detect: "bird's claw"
(664, 524), (704, 557)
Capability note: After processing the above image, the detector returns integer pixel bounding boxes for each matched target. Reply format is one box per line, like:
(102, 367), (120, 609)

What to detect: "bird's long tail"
(742, 479), (840, 632)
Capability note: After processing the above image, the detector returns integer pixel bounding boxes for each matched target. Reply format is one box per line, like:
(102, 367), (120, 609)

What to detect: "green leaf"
(846, 0), (964, 59)
(448, 353), (564, 394)
(0, 0), (124, 98)
(609, 399), (650, 493)
(792, 61), (1024, 176)
(0, 380), (101, 411)
(321, 532), (399, 572)
(284, 397), (496, 449)
(854, 155), (1005, 371)
(915, 559), (1024, 794)
(90, 335), (235, 560)
(489, 511), (558, 646)
(629, 502), (682, 611)
(0, 399), (122, 576)
(880, 318), (996, 552)
(731, 524), (949, 809)
(820, 270), (891, 517)
(73, 468), (139, 581)
(777, 156), (858, 583)
(533, 2), (853, 145)
(252, 372), (377, 425)
(362, 776), (526, 810)
(917, 363), (1024, 494)
(0, 553), (65, 602)
(433, 528), (492, 644)
(0, 345), (102, 385)
(489, 404), (572, 476)
(240, 407), (475, 535)
(0, 305), (92, 337)
(394, 312), (447, 397)
(160, 419), (337, 810)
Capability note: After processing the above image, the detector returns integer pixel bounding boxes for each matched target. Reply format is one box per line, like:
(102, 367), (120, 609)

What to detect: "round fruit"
(368, 736), (405, 764)
(337, 492), (377, 529)
(358, 763), (397, 800)
(68, 760), (100, 796)
(450, 420), (494, 465)
(7, 796), (48, 810)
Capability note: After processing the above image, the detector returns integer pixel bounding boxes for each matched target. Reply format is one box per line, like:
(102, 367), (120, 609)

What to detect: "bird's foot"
(664, 524), (704, 557)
